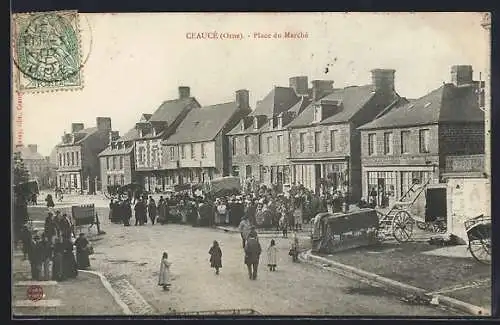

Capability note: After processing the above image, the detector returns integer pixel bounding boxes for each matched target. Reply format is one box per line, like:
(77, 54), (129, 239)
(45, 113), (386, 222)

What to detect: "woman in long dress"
(62, 238), (78, 279)
(158, 252), (171, 291)
(74, 233), (91, 269)
(52, 238), (64, 281)
(208, 240), (222, 275)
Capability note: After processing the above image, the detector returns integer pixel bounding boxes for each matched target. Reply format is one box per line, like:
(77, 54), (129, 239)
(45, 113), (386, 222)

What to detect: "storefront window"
(367, 171), (396, 207)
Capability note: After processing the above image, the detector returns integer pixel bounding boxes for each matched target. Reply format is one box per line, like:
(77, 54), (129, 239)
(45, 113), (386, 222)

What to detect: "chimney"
(27, 144), (37, 153)
(289, 76), (309, 96)
(108, 131), (120, 144)
(178, 86), (191, 99)
(451, 65), (473, 86)
(312, 80), (334, 101)
(96, 117), (112, 131)
(71, 123), (84, 133)
(371, 69), (396, 93)
(235, 89), (250, 109)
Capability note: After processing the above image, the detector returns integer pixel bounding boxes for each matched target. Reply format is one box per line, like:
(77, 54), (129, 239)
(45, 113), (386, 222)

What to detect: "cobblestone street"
(87, 216), (459, 316)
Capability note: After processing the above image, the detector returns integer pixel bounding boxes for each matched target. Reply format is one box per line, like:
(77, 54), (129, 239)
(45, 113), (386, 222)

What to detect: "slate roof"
(358, 83), (484, 130)
(163, 102), (240, 144)
(16, 146), (45, 160)
(288, 85), (377, 128)
(57, 127), (99, 147)
(148, 97), (199, 123)
(49, 146), (58, 166)
(119, 127), (140, 142)
(98, 127), (137, 156)
(250, 87), (299, 117)
(288, 96), (312, 115)
(98, 145), (133, 156)
(227, 87), (300, 136)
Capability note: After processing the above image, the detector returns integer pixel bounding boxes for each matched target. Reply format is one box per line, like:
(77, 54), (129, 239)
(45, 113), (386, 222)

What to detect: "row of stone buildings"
(52, 65), (485, 204)
(14, 144), (57, 188)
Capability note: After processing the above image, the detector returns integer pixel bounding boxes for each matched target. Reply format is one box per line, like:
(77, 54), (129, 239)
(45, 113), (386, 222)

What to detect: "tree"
(13, 151), (30, 185)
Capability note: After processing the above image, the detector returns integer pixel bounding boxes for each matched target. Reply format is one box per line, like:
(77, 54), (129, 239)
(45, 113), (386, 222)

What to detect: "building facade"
(98, 120), (143, 190)
(56, 117), (115, 193)
(287, 69), (401, 202)
(227, 82), (302, 190)
(14, 144), (53, 188)
(163, 90), (252, 185)
(133, 86), (201, 192)
(358, 65), (485, 207)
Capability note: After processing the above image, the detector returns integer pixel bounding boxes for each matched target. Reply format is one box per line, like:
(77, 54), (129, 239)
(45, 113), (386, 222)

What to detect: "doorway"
(315, 164), (322, 194)
(377, 178), (386, 207)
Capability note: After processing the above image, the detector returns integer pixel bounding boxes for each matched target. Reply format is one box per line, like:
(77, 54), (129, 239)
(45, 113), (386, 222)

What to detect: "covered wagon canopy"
(14, 180), (40, 202)
(207, 176), (241, 197)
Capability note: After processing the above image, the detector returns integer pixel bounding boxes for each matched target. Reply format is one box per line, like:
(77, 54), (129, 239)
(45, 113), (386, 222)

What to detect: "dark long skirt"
(52, 253), (64, 280)
(63, 251), (78, 279)
(76, 250), (91, 269)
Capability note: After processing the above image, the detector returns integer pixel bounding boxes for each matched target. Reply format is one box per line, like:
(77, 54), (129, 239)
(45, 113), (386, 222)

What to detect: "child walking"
(158, 252), (172, 291)
(208, 240), (222, 275)
(267, 239), (278, 271)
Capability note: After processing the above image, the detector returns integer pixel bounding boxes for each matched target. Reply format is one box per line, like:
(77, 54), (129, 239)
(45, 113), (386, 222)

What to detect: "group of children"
(157, 233), (300, 292)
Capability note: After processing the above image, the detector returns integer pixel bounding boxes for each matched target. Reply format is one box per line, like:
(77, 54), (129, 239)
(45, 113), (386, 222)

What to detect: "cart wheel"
(392, 210), (414, 243)
(469, 238), (491, 265)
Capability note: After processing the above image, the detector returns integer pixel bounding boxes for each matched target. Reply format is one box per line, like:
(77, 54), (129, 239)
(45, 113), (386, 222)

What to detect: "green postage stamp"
(12, 11), (83, 93)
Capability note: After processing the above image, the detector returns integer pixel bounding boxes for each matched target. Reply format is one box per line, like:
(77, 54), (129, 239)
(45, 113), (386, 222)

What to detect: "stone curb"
(301, 250), (490, 316)
(78, 270), (132, 315)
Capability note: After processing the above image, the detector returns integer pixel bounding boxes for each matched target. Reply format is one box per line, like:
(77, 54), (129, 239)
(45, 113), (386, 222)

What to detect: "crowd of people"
(20, 210), (93, 281)
(107, 183), (350, 235)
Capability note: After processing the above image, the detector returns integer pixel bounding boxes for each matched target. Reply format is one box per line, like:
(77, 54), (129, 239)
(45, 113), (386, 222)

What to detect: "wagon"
(201, 176), (242, 199)
(71, 204), (104, 235)
(311, 208), (379, 254)
(377, 178), (447, 243)
(464, 215), (491, 264)
(104, 183), (146, 200)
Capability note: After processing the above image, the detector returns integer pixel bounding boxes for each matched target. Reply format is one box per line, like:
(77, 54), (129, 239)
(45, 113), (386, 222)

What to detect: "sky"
(12, 12), (489, 157)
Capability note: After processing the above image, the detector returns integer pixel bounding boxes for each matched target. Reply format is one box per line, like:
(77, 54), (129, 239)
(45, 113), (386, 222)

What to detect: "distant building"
(15, 144), (52, 188)
(133, 87), (201, 192)
(56, 117), (116, 193)
(98, 115), (147, 191)
(358, 65), (485, 207)
(163, 90), (251, 186)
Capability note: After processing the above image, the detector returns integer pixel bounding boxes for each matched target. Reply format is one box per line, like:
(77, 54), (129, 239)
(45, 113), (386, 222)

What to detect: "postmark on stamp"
(12, 11), (83, 93)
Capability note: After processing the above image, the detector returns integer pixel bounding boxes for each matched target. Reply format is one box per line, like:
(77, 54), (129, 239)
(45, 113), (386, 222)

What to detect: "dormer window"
(139, 129), (143, 138)
(277, 116), (283, 129)
(253, 117), (258, 130)
(313, 105), (322, 123)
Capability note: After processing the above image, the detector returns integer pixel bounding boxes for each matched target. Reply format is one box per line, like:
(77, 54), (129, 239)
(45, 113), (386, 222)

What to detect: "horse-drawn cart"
(377, 178), (448, 243)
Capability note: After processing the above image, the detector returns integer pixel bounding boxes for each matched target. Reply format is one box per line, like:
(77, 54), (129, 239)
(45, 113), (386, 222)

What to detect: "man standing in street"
(238, 216), (251, 248)
(148, 196), (157, 225)
(244, 233), (262, 280)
